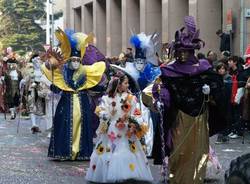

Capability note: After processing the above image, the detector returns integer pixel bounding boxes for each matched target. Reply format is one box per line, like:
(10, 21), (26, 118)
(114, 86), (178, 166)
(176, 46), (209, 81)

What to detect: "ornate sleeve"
(95, 95), (111, 135)
(152, 82), (170, 108)
(129, 95), (143, 122)
(96, 95), (111, 121)
(128, 94), (148, 140)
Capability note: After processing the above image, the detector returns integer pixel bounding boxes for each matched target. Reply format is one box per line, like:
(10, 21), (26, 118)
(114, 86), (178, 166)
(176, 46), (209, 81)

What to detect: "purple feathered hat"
(169, 16), (205, 56)
(82, 45), (105, 65)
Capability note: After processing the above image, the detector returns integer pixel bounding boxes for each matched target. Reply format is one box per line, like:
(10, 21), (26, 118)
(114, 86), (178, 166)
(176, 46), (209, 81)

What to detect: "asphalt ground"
(0, 113), (250, 184)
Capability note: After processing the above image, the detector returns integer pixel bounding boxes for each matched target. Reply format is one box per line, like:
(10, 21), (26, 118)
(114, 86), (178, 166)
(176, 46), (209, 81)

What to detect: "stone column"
(189, 0), (222, 54)
(167, 0), (188, 41)
(93, 0), (107, 54)
(73, 6), (82, 32)
(139, 0), (162, 46)
(189, 0), (198, 22)
(122, 0), (140, 50)
(162, 0), (169, 43)
(222, 0), (241, 55)
(64, 0), (72, 28)
(106, 0), (122, 56)
(106, 0), (112, 56)
(246, 0), (250, 52)
(82, 3), (93, 33)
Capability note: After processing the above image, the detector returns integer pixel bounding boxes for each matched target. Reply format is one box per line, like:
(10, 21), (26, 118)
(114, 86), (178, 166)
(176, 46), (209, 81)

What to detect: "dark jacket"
(220, 33), (230, 52)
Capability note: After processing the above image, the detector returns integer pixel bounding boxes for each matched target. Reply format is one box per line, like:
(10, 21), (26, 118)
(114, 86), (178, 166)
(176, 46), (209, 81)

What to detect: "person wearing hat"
(122, 32), (161, 156)
(125, 47), (134, 63)
(152, 16), (228, 183)
(0, 58), (7, 113)
(21, 53), (53, 134)
(216, 29), (231, 53)
(4, 58), (23, 120)
(41, 29), (106, 160)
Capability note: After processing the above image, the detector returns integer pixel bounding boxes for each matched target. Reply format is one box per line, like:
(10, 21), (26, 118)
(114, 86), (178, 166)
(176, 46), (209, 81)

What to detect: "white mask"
(34, 70), (42, 82)
(134, 58), (145, 71)
(70, 61), (80, 70)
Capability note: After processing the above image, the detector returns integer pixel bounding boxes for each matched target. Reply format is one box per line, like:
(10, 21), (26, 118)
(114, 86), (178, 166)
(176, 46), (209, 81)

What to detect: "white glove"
(40, 75), (52, 86)
(3, 57), (8, 61)
(202, 84), (210, 95)
(156, 101), (164, 110)
(235, 88), (244, 104)
(99, 111), (109, 121)
(31, 82), (37, 88)
(0, 76), (4, 85)
(19, 79), (26, 90)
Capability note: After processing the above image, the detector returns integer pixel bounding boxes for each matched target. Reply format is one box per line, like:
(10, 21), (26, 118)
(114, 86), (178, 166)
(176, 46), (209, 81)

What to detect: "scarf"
(231, 74), (238, 104)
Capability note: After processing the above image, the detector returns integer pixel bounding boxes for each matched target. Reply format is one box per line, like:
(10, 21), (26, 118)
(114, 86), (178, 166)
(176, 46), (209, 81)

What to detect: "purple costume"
(82, 44), (108, 135)
(152, 16), (227, 183)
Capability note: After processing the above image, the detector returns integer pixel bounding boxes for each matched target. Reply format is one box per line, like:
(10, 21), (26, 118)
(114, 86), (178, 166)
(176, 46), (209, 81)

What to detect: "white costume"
(86, 92), (153, 183)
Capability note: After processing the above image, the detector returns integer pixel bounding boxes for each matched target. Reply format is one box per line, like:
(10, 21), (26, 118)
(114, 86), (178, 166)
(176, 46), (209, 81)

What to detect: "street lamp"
(46, 0), (55, 46)
(46, 0), (50, 44)
(50, 0), (55, 47)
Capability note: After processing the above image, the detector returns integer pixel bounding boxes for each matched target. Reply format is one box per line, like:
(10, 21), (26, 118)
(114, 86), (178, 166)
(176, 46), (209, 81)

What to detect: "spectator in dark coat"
(215, 62), (231, 143)
(216, 29), (231, 52)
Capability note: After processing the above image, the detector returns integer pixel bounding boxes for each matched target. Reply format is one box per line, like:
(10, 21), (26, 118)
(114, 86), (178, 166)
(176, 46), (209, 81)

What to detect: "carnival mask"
(8, 63), (17, 70)
(32, 56), (42, 70)
(69, 57), (81, 70)
(176, 50), (191, 62)
(134, 58), (145, 71)
(34, 70), (43, 82)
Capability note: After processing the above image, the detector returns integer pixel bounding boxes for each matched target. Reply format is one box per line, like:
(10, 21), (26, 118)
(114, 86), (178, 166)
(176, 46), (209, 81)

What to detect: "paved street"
(0, 113), (250, 184)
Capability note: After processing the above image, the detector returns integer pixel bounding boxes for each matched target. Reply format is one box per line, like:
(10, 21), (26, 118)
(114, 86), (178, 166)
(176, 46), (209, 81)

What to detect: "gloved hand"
(235, 88), (244, 104)
(156, 101), (164, 111)
(19, 79), (26, 90)
(202, 84), (210, 95)
(0, 76), (3, 85)
(99, 111), (109, 121)
(38, 91), (47, 98)
(40, 75), (52, 87)
(31, 82), (37, 88)
(152, 83), (170, 108)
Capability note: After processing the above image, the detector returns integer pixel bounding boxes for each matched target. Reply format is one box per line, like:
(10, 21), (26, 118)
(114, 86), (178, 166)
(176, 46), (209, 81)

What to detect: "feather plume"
(130, 35), (141, 48)
(55, 27), (71, 60)
(73, 32), (94, 58)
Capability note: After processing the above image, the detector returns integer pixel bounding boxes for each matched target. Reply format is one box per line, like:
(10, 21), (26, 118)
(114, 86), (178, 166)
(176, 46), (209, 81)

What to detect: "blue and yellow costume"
(42, 29), (106, 160)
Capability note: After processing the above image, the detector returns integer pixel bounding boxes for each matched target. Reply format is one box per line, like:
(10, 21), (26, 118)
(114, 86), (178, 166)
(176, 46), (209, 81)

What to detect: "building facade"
(64, 0), (250, 57)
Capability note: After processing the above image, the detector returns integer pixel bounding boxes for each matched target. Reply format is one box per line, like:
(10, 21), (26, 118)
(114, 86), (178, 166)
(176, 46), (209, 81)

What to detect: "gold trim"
(71, 94), (82, 160)
(41, 61), (106, 91)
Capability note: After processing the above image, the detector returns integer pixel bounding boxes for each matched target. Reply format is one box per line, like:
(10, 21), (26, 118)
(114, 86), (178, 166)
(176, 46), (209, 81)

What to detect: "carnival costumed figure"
(86, 71), (153, 183)
(129, 32), (161, 90)
(0, 58), (7, 113)
(152, 16), (227, 183)
(21, 54), (52, 134)
(41, 28), (106, 160)
(124, 32), (161, 155)
(235, 45), (250, 124)
(31, 53), (61, 137)
(4, 58), (22, 119)
(44, 78), (61, 138)
(81, 42), (108, 136)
